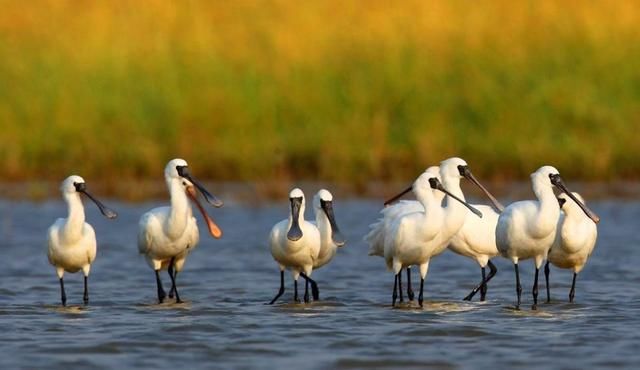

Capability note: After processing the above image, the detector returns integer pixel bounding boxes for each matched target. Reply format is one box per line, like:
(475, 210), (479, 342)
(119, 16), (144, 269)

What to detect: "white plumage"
(496, 166), (599, 310)
(312, 189), (346, 270)
(376, 158), (486, 307)
(449, 203), (502, 302)
(138, 158), (223, 303)
(47, 175), (117, 306)
(545, 192), (598, 303)
(268, 188), (321, 304)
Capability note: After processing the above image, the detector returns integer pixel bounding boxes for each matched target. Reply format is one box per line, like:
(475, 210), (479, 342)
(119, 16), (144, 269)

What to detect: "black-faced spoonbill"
(268, 188), (321, 304)
(47, 175), (117, 306)
(545, 192), (598, 303)
(448, 190), (504, 301)
(138, 158), (223, 304)
(365, 166), (442, 302)
(449, 204), (501, 302)
(312, 189), (346, 270)
(496, 166), (599, 310)
(382, 158), (485, 307)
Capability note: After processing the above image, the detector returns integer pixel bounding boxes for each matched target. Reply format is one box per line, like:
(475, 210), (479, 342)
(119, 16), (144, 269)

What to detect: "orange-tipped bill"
(187, 186), (223, 238)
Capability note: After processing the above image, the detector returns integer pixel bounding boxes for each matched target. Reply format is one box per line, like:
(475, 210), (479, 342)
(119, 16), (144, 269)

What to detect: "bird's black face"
(176, 165), (189, 178)
(457, 165), (468, 177)
(74, 182), (86, 192)
(428, 177), (439, 189)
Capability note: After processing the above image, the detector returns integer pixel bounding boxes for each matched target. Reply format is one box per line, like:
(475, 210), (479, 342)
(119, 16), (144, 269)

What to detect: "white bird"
(381, 157), (489, 307)
(449, 199), (504, 302)
(367, 161), (502, 304)
(268, 188), (321, 304)
(138, 158), (223, 303)
(545, 192), (598, 303)
(311, 189), (346, 270)
(496, 166), (599, 310)
(365, 166), (443, 302)
(47, 175), (117, 306)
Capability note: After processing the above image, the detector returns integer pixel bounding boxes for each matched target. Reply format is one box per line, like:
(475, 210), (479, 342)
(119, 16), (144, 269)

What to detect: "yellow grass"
(1, 0), (639, 188)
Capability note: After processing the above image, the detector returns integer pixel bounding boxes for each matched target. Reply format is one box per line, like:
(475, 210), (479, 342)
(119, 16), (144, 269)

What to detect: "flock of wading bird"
(47, 157), (600, 310)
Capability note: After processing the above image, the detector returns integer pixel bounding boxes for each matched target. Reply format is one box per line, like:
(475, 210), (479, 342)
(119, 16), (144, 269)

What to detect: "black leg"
(304, 278), (310, 303)
(514, 263), (522, 310)
(569, 273), (577, 303)
(464, 260), (497, 302)
(83, 276), (89, 305)
(267, 270), (285, 305)
(406, 267), (415, 301)
(398, 269), (404, 302)
(479, 267), (488, 301)
(59, 277), (67, 306)
(544, 261), (551, 303)
(418, 278), (425, 307)
(168, 258), (181, 303)
(484, 260), (497, 300)
(294, 279), (299, 302)
(300, 272), (319, 300)
(532, 267), (539, 310)
(392, 273), (398, 306)
(463, 267), (486, 301)
(155, 270), (166, 303)
(168, 261), (176, 299)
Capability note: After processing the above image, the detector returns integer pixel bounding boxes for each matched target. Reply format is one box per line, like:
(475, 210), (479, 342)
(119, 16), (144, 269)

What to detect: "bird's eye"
(182, 181), (187, 186)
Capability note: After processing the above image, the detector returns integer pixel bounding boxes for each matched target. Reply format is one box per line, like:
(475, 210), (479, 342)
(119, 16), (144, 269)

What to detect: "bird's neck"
(63, 192), (85, 242)
(533, 185), (560, 237)
(167, 180), (192, 238)
(315, 207), (335, 252)
(442, 177), (467, 233)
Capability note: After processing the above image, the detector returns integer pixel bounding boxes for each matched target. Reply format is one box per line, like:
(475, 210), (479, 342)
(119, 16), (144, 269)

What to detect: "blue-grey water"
(1, 195), (639, 369)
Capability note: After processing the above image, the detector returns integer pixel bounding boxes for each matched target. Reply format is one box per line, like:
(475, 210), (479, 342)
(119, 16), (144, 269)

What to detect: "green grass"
(1, 1), (639, 189)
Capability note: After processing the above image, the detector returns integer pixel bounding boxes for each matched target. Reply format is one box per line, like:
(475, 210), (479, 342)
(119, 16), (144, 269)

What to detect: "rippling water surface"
(1, 196), (639, 369)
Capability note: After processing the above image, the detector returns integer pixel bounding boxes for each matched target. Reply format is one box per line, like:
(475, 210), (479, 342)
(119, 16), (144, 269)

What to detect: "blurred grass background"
(1, 0), (639, 192)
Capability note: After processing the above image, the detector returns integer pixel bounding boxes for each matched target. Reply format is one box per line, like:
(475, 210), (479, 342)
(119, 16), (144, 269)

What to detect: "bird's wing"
(138, 212), (156, 255)
(366, 201), (423, 256)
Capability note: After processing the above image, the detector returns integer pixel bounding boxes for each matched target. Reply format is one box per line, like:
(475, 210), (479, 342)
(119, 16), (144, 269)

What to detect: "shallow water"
(1, 197), (639, 369)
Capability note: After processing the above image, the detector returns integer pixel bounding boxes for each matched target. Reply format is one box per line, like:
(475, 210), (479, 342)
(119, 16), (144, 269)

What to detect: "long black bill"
(287, 197), (303, 241)
(177, 166), (223, 208)
(550, 174), (600, 223)
(320, 200), (346, 247)
(383, 185), (413, 207)
(76, 186), (117, 219)
(429, 177), (483, 218)
(459, 165), (504, 213)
